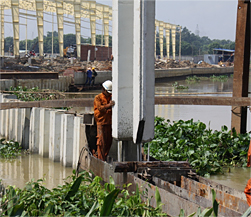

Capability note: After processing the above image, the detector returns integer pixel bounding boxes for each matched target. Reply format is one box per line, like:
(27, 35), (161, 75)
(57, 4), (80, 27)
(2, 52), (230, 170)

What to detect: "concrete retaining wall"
(74, 67), (234, 85)
(0, 76), (72, 91)
(0, 93), (83, 169)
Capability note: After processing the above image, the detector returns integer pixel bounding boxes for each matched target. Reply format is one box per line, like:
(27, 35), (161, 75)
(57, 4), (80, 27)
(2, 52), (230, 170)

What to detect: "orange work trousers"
(245, 178), (251, 206)
(96, 124), (112, 161)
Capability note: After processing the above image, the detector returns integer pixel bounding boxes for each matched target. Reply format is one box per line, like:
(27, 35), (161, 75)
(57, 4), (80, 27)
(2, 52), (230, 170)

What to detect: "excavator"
(63, 44), (77, 58)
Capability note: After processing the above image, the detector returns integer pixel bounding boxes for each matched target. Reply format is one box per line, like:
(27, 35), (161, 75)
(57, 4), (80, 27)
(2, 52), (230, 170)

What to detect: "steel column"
(56, 0), (64, 57)
(103, 5), (109, 47)
(159, 21), (164, 59)
(11, 0), (19, 57)
(171, 25), (176, 60)
(35, 0), (44, 57)
(165, 23), (170, 60)
(89, 1), (96, 46)
(0, 5), (4, 56)
(74, 0), (81, 59)
(231, 0), (250, 133)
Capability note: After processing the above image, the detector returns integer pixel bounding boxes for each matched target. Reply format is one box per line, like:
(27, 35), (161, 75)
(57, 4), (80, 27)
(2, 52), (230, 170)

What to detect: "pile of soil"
(155, 59), (215, 69)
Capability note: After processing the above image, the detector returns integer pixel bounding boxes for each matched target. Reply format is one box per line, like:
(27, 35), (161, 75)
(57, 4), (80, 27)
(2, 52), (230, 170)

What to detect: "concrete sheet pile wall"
(0, 93), (83, 169)
(0, 76), (72, 91)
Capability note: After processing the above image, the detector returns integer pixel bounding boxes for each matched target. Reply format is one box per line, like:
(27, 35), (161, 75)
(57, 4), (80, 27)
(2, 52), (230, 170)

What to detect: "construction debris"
(0, 56), (230, 74)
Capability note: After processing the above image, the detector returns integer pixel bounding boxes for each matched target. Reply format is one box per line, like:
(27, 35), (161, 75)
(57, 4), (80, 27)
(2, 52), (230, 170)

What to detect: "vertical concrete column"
(39, 109), (50, 157)
(22, 108), (31, 149)
(29, 108), (40, 153)
(159, 21), (164, 59)
(165, 23), (170, 59)
(8, 108), (14, 140)
(0, 94), (3, 138)
(0, 5), (4, 56)
(112, 0), (134, 139)
(49, 111), (64, 162)
(72, 116), (82, 169)
(56, 0), (64, 57)
(74, 0), (81, 59)
(132, 0), (155, 143)
(89, 1), (96, 46)
(103, 6), (110, 47)
(36, 0), (44, 57)
(171, 25), (176, 60)
(17, 108), (25, 144)
(60, 114), (65, 162)
(11, 0), (19, 57)
(62, 114), (74, 167)
(112, 0), (155, 152)
(4, 99), (9, 140)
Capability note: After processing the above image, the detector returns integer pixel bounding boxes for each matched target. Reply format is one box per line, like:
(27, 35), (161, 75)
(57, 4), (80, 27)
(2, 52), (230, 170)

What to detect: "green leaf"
(65, 176), (82, 201)
(200, 207), (213, 217)
(44, 202), (53, 215)
(100, 189), (120, 216)
(10, 203), (24, 216)
(85, 201), (99, 217)
(155, 187), (162, 210)
(211, 189), (218, 217)
(179, 209), (185, 217)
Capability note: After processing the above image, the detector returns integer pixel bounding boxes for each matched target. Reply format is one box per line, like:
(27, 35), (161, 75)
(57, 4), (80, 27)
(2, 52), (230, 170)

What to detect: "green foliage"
(0, 139), (21, 158)
(9, 86), (57, 102)
(172, 82), (189, 89)
(0, 171), (167, 216)
(209, 75), (229, 82)
(145, 117), (251, 176)
(186, 75), (229, 84)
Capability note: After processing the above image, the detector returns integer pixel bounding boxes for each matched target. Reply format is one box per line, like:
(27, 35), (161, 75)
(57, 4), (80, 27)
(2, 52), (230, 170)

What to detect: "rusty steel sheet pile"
(79, 148), (248, 216)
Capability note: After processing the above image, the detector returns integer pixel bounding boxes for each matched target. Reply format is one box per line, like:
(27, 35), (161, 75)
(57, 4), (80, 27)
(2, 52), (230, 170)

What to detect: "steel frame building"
(0, 0), (181, 60)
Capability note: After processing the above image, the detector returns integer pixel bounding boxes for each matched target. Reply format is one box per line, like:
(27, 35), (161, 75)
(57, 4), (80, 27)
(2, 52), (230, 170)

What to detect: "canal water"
(0, 73), (251, 192)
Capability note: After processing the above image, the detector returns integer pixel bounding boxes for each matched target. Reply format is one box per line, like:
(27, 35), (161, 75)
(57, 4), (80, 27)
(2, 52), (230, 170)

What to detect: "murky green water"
(0, 72), (251, 192)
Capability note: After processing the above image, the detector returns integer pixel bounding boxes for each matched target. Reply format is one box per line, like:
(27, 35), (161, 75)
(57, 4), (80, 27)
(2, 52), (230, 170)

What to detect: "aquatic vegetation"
(0, 139), (21, 158)
(172, 82), (189, 89)
(0, 171), (166, 216)
(186, 75), (201, 83)
(145, 117), (251, 177)
(209, 75), (229, 82)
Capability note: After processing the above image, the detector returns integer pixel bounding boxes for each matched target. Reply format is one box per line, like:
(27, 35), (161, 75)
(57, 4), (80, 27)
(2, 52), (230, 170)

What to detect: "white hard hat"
(102, 80), (112, 93)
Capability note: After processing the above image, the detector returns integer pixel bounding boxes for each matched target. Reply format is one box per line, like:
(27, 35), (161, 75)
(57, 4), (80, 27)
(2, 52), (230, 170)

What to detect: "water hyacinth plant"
(0, 171), (166, 216)
(0, 139), (21, 158)
(145, 117), (251, 177)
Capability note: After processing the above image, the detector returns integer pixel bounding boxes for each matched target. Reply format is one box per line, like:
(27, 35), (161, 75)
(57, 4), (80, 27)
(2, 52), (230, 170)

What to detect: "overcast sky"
(4, 0), (238, 42)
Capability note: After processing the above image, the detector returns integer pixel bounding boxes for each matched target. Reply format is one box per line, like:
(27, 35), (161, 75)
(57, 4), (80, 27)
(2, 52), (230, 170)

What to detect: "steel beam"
(1, 96), (250, 110)
(11, 0), (19, 57)
(231, 0), (250, 133)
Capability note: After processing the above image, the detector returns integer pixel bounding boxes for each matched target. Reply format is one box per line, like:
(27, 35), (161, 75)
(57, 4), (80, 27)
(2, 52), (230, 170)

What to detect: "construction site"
(0, 0), (251, 216)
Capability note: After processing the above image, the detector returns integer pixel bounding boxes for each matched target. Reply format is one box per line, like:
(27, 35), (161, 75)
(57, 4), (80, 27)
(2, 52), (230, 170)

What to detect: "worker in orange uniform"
(244, 139), (251, 206)
(94, 80), (115, 161)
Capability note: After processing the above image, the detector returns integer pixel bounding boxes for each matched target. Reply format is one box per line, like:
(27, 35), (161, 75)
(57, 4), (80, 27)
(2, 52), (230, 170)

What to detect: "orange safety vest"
(94, 93), (112, 125)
